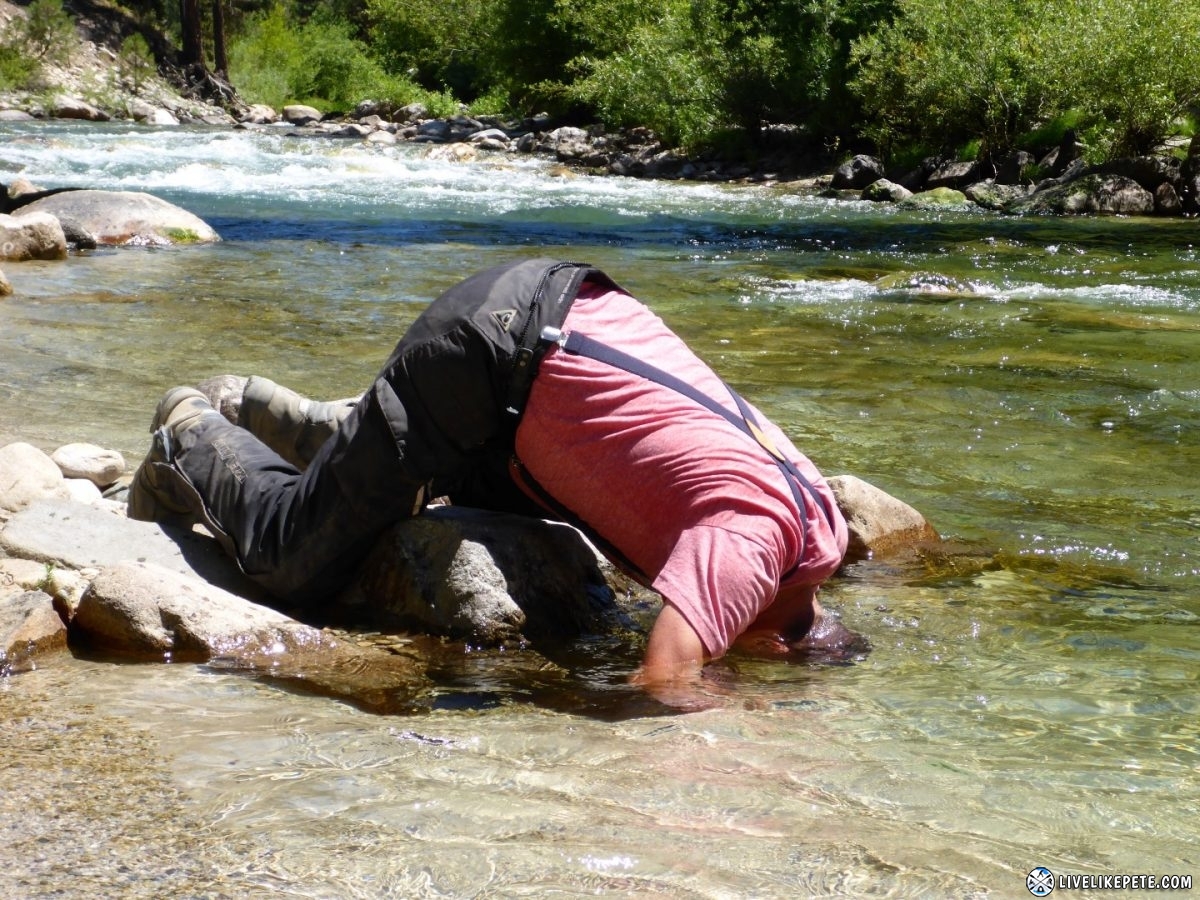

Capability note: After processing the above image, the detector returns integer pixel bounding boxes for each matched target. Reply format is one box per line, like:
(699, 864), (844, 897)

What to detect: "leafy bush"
(569, 0), (719, 148)
(1039, 0), (1200, 159)
(0, 45), (39, 90)
(365, 0), (492, 99)
(0, 0), (75, 90)
(850, 0), (1054, 161)
(852, 0), (1200, 163)
(229, 5), (468, 113)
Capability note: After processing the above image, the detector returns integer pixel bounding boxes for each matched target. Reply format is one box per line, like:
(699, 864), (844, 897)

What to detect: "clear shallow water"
(1, 121), (1198, 897)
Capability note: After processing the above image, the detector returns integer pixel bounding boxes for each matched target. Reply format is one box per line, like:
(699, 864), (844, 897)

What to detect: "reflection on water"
(2, 122), (1198, 896)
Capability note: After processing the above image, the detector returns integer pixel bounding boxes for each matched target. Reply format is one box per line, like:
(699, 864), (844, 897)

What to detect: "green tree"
(569, 0), (719, 147)
(850, 0), (1052, 161)
(226, 4), (299, 106)
(364, 0), (492, 99)
(118, 32), (156, 91)
(0, 0), (74, 90)
(17, 0), (77, 65)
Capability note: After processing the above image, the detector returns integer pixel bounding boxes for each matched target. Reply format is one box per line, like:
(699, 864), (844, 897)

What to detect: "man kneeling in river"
(128, 258), (854, 691)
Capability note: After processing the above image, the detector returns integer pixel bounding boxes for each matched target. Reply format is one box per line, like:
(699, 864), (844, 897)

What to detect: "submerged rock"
(898, 186), (972, 209)
(874, 271), (977, 299)
(0, 590), (68, 675)
(73, 560), (432, 712)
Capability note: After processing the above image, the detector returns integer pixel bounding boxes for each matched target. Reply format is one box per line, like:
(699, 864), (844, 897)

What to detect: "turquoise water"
(1, 121), (1198, 897)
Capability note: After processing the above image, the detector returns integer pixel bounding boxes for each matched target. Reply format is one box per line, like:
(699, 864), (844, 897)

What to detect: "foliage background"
(4, 0), (1199, 166)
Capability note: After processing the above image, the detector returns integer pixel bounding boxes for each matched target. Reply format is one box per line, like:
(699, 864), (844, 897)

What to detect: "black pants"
(172, 374), (426, 604)
(164, 257), (596, 605)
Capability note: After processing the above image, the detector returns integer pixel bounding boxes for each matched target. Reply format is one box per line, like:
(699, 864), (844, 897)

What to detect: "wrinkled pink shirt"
(515, 284), (848, 657)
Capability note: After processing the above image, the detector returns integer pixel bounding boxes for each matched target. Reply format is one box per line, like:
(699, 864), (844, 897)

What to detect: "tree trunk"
(180, 0), (204, 68)
(211, 0), (228, 77)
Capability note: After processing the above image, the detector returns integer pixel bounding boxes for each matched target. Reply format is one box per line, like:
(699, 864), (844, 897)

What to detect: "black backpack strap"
(504, 261), (621, 425)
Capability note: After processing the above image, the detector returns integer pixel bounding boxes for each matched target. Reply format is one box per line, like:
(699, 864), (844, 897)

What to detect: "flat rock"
(0, 498), (263, 599)
(74, 560), (323, 658)
(74, 560), (431, 712)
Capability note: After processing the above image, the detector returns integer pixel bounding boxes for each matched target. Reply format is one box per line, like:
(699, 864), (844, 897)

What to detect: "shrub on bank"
(850, 0), (1200, 164)
(0, 0), (76, 91)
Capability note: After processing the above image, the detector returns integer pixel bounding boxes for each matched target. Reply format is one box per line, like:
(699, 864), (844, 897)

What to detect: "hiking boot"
(196, 374), (249, 424)
(127, 387), (221, 524)
(239, 376), (359, 468)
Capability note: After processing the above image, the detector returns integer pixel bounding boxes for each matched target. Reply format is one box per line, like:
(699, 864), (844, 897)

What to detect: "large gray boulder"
(0, 211), (68, 260)
(832, 154), (886, 190)
(282, 104), (322, 125)
(17, 190), (220, 246)
(49, 95), (110, 122)
(924, 160), (984, 191)
(1012, 174), (1155, 216)
(338, 507), (639, 644)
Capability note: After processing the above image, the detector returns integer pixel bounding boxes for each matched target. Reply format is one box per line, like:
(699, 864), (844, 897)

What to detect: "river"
(1, 120), (1198, 898)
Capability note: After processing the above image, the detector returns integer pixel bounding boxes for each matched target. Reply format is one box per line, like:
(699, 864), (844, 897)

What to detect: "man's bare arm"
(635, 602), (708, 684)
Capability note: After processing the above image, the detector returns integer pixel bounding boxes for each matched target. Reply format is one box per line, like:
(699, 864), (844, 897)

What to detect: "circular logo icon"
(1027, 867), (1054, 896)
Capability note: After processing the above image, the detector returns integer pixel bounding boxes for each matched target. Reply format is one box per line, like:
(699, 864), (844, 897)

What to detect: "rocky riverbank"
(3, 0), (1198, 218)
(0, 432), (955, 709)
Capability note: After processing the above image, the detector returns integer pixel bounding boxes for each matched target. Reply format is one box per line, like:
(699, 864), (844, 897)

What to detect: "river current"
(1, 121), (1198, 897)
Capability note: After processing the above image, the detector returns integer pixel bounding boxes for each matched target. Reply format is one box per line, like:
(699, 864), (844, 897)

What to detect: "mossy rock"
(898, 187), (972, 210)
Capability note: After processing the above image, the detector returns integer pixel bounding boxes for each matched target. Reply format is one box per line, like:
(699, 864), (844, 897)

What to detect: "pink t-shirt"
(514, 284), (848, 657)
